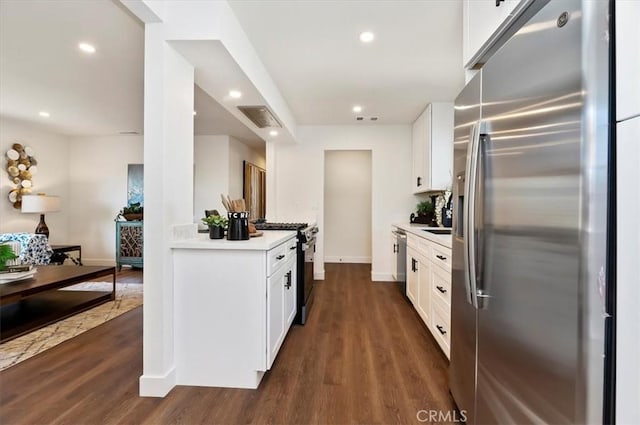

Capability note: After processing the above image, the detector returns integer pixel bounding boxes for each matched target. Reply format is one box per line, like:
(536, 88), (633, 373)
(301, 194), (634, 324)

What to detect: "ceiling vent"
(355, 116), (379, 122)
(356, 116), (364, 121)
(237, 105), (282, 128)
(119, 131), (139, 135)
(370, 117), (378, 121)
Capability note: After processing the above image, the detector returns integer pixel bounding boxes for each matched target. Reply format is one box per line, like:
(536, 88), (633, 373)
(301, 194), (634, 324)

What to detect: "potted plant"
(411, 199), (436, 225)
(202, 214), (228, 239)
(118, 202), (144, 221)
(0, 244), (18, 272)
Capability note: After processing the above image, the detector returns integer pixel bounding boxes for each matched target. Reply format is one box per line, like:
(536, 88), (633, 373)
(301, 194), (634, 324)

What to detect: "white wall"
(194, 135), (229, 222)
(0, 117), (70, 244)
(193, 135), (265, 224)
(228, 136), (265, 202)
(270, 125), (414, 281)
(67, 135), (143, 265)
(324, 150), (372, 263)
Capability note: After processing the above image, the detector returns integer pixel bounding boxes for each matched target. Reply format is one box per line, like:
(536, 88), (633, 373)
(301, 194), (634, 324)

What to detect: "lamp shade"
(21, 195), (61, 213)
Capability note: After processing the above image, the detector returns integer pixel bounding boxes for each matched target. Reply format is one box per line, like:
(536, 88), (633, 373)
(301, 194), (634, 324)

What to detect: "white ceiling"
(1, 0), (465, 138)
(0, 0), (263, 145)
(194, 84), (264, 148)
(0, 0), (144, 136)
(228, 0), (464, 124)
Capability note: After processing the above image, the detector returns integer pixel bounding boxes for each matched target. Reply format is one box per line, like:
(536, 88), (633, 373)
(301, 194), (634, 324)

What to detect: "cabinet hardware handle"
(393, 244), (397, 253)
(276, 254), (285, 260)
(495, 0), (504, 6)
(417, 176), (422, 187)
(289, 246), (297, 250)
(436, 255), (447, 261)
(436, 285), (447, 294)
(436, 325), (447, 335)
(412, 258), (418, 272)
(285, 271), (292, 289)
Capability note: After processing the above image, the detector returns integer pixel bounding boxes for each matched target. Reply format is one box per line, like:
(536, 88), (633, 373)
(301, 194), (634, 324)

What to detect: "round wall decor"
(5, 143), (37, 209)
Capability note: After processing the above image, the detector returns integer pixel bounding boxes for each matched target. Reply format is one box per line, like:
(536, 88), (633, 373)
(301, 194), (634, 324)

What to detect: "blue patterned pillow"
(0, 233), (53, 265)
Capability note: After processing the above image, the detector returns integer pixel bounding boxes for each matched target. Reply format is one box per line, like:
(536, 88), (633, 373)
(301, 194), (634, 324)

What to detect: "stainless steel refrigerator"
(449, 1), (614, 424)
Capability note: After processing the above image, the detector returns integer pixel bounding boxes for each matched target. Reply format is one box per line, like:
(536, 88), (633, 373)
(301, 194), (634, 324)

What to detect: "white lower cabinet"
(173, 233), (297, 389)
(267, 256), (296, 368)
(417, 257), (431, 325)
(406, 246), (419, 304)
(405, 232), (452, 359)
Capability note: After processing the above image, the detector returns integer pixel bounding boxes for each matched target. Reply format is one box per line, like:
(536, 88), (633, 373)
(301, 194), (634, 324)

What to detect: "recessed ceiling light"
(269, 130), (278, 137)
(352, 105), (362, 113)
(78, 42), (96, 54)
(229, 90), (242, 99)
(38, 111), (50, 118)
(359, 31), (375, 43)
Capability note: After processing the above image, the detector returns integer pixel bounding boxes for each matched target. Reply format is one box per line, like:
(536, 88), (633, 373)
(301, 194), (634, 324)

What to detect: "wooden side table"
(50, 244), (82, 265)
(116, 221), (143, 271)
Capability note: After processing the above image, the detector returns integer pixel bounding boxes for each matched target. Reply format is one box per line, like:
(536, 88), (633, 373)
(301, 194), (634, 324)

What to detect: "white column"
(139, 23), (194, 397)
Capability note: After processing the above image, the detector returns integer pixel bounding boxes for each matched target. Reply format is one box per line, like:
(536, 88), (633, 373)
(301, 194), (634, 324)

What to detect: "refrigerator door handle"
(475, 133), (490, 309)
(463, 121), (480, 308)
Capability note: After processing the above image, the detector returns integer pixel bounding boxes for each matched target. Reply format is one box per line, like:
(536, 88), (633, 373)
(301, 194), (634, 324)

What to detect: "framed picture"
(127, 164), (143, 206)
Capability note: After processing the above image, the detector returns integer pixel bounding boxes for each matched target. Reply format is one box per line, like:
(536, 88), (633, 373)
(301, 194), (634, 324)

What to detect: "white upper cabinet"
(463, 0), (520, 68)
(411, 103), (454, 193)
(412, 109), (427, 192)
(616, 0), (640, 121)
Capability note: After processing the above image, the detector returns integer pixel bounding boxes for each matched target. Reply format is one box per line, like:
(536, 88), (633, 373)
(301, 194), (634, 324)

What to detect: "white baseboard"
(324, 256), (371, 264)
(371, 272), (395, 282)
(139, 367), (176, 397)
(314, 270), (325, 280)
(79, 258), (116, 267)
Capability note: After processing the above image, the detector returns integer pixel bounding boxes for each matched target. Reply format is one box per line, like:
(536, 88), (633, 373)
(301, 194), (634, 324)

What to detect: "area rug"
(0, 282), (142, 371)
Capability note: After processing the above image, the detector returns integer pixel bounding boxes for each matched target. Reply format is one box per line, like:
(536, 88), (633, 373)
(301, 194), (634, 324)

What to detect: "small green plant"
(202, 214), (228, 228)
(121, 202), (143, 215)
(0, 244), (18, 271)
(416, 200), (435, 215)
(116, 202), (144, 220)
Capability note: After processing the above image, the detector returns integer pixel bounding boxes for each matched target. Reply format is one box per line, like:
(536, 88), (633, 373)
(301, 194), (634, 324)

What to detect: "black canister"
(227, 211), (250, 240)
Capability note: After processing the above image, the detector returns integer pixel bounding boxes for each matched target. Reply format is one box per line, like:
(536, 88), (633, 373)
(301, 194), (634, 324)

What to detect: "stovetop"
(253, 222), (308, 231)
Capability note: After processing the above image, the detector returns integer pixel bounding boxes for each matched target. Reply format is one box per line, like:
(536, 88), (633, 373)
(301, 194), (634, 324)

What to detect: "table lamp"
(21, 194), (61, 239)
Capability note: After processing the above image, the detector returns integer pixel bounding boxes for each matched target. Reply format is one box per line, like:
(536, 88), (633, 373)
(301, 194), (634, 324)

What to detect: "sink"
(423, 229), (452, 235)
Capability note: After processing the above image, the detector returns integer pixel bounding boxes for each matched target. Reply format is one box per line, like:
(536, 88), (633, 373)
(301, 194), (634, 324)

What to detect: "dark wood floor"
(88, 266), (143, 284)
(0, 264), (456, 424)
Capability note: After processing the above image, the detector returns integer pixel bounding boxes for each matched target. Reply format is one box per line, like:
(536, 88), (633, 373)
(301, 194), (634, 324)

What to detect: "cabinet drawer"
(267, 244), (288, 277)
(285, 237), (298, 261)
(430, 244), (451, 271)
(417, 238), (431, 259)
(407, 234), (419, 250)
(431, 298), (451, 357)
(431, 265), (451, 306)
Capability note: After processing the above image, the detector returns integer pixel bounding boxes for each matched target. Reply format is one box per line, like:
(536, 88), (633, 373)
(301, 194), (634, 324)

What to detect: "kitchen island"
(171, 230), (297, 389)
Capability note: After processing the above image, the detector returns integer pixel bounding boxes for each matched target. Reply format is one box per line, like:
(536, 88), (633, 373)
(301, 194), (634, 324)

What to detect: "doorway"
(324, 150), (372, 264)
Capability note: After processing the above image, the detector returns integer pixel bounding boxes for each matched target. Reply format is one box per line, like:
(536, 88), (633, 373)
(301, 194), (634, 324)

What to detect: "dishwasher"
(391, 228), (407, 297)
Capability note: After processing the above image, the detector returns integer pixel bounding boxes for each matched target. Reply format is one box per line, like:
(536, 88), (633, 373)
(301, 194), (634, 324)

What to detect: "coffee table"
(0, 265), (116, 343)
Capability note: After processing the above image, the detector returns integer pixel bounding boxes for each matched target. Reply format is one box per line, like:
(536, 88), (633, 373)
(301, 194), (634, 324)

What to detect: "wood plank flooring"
(0, 264), (456, 424)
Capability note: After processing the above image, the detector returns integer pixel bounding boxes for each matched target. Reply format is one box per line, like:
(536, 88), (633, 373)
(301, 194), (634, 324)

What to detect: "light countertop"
(393, 223), (452, 249)
(170, 230), (296, 251)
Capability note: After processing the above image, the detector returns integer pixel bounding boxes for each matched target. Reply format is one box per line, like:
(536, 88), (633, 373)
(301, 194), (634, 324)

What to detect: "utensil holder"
(227, 211), (250, 240)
